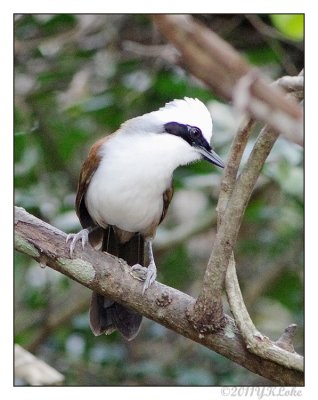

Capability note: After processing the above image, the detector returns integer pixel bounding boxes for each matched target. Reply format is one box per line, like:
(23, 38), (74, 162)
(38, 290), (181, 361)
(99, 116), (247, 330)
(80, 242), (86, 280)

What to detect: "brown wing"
(159, 184), (174, 225)
(75, 137), (109, 228)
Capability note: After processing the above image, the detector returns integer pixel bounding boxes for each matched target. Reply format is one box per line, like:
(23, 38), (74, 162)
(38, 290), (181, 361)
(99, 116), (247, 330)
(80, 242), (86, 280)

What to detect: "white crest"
(154, 97), (213, 142)
(121, 97), (213, 142)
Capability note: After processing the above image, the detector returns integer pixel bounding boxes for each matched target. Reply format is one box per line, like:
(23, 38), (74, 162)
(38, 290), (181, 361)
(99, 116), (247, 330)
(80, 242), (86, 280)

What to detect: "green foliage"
(160, 245), (194, 290)
(14, 14), (303, 386)
(270, 14), (304, 41)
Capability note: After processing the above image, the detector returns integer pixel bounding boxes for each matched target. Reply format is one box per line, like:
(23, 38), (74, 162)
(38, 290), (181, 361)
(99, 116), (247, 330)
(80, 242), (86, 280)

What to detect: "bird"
(66, 97), (225, 340)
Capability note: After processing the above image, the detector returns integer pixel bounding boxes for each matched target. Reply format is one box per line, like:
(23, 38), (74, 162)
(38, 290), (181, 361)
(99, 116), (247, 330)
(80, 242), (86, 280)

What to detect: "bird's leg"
(66, 226), (96, 258)
(143, 239), (157, 294)
(131, 239), (157, 294)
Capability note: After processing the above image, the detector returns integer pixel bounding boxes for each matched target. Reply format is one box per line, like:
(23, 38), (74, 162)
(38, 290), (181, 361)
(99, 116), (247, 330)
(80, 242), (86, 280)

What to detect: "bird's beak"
(197, 146), (225, 168)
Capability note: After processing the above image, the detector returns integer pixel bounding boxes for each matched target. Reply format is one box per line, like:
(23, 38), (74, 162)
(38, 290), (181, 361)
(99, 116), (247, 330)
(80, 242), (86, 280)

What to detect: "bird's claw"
(130, 262), (157, 294)
(66, 229), (89, 258)
(130, 264), (147, 281)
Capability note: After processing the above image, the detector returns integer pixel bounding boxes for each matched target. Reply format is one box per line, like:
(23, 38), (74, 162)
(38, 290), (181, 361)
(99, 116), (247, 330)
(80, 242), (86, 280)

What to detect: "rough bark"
(15, 206), (303, 385)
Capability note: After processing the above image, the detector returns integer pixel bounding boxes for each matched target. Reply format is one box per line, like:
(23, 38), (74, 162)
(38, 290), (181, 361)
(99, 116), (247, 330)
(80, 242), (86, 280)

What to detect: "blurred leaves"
(14, 14), (303, 386)
(270, 14), (304, 41)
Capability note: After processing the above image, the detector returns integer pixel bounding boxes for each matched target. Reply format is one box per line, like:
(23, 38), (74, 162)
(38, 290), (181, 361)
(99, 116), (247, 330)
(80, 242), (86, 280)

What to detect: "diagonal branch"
(216, 117), (256, 224)
(203, 73), (303, 358)
(152, 14), (303, 146)
(225, 256), (302, 370)
(14, 206), (303, 385)
(150, 14), (303, 372)
(188, 125), (280, 332)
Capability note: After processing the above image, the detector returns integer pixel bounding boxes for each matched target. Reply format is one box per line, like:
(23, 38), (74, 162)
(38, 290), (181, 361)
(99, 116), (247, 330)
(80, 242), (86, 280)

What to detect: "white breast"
(85, 131), (199, 234)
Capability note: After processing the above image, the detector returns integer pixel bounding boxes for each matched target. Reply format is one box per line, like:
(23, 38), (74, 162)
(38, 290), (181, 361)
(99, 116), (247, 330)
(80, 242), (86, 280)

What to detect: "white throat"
(85, 130), (201, 233)
(85, 97), (214, 234)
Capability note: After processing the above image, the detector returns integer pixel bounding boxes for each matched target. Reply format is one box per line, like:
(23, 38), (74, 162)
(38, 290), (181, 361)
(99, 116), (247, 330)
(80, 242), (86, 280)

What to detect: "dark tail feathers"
(89, 226), (144, 340)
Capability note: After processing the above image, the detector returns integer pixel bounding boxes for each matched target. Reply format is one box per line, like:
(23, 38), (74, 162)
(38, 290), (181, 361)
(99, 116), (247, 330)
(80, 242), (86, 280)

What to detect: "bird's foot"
(130, 264), (147, 281)
(130, 262), (157, 294)
(66, 228), (90, 258)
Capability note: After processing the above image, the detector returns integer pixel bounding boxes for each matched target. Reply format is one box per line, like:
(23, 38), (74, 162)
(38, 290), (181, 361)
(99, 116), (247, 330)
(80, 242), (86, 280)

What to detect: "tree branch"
(199, 72), (302, 359)
(216, 117), (256, 225)
(225, 256), (303, 371)
(123, 15), (304, 379)
(14, 206), (303, 385)
(152, 14), (303, 146)
(188, 125), (280, 332)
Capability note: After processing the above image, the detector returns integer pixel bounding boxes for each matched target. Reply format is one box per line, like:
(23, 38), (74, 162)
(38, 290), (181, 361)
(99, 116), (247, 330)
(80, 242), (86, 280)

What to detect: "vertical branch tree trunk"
(188, 126), (279, 331)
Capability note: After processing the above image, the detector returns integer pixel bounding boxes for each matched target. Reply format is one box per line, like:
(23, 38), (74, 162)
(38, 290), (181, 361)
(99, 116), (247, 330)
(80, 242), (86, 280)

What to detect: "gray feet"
(131, 262), (157, 294)
(66, 228), (90, 257)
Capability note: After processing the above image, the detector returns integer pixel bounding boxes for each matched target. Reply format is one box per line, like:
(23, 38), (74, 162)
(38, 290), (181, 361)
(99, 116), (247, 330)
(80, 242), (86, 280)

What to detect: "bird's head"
(121, 97), (225, 169)
(156, 97), (224, 168)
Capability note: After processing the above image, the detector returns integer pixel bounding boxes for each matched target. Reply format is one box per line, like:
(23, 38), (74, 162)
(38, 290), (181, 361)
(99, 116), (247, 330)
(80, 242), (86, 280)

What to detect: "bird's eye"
(189, 126), (202, 139)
